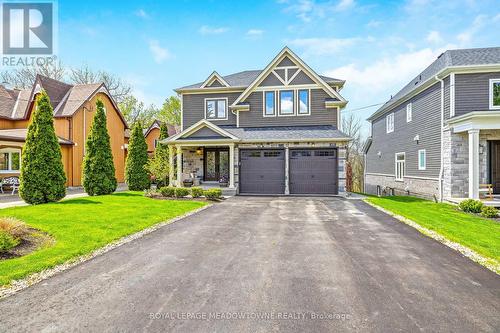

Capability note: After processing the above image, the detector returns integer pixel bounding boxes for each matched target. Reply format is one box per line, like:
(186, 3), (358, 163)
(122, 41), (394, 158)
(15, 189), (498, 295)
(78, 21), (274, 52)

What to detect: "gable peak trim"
(200, 71), (230, 88)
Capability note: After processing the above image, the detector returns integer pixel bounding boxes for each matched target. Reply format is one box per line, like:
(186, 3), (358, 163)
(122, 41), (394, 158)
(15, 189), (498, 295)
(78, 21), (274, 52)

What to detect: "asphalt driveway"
(0, 196), (499, 332)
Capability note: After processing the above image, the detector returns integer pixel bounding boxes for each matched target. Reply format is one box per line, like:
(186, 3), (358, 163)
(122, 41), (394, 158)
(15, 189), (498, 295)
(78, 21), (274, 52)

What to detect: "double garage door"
(239, 148), (338, 195)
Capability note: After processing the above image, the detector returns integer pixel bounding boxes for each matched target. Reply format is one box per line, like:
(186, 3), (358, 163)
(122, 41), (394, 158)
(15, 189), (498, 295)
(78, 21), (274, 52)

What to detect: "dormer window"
(205, 98), (227, 120)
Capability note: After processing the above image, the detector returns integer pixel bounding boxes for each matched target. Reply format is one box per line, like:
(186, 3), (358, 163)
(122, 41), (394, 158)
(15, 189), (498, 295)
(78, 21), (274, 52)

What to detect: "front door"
(490, 141), (500, 193)
(204, 148), (229, 181)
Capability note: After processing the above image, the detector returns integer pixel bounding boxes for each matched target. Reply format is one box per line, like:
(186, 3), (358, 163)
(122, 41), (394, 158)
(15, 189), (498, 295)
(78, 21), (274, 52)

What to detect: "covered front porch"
(447, 111), (500, 201)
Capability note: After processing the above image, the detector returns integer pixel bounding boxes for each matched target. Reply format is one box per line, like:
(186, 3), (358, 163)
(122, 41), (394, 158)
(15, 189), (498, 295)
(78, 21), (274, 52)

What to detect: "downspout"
(435, 75), (444, 202)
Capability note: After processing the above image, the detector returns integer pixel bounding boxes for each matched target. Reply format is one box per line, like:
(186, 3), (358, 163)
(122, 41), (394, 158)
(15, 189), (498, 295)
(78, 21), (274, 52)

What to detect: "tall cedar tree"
(125, 122), (150, 190)
(19, 90), (66, 204)
(82, 99), (117, 195)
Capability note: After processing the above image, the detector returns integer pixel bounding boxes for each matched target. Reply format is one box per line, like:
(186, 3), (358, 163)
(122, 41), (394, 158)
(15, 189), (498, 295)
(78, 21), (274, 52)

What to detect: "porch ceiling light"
(196, 148), (203, 155)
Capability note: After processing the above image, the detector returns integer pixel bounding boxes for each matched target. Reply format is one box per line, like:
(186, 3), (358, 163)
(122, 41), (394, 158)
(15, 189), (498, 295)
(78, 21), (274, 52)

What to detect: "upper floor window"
(490, 79), (500, 109)
(205, 98), (227, 120)
(418, 149), (426, 170)
(0, 148), (21, 173)
(386, 113), (394, 133)
(298, 89), (310, 115)
(264, 91), (276, 116)
(279, 90), (294, 116)
(406, 103), (412, 122)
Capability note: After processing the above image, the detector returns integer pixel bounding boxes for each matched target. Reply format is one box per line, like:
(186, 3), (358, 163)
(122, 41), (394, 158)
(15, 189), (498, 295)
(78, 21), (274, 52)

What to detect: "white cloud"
(199, 25), (229, 35)
(289, 36), (373, 56)
(366, 20), (382, 28)
(279, 0), (355, 22)
(494, 13), (500, 21)
(456, 14), (486, 44)
(335, 0), (354, 11)
(135, 9), (149, 18)
(326, 48), (440, 96)
(148, 40), (171, 64)
(246, 29), (264, 36)
(426, 30), (443, 44)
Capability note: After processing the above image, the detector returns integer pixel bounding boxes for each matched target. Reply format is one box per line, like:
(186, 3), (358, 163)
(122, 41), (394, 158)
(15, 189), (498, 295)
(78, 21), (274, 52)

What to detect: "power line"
(342, 102), (386, 113)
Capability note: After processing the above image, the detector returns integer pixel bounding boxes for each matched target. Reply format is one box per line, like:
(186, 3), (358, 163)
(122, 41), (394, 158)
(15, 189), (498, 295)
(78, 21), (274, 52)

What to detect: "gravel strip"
(365, 200), (500, 275)
(0, 204), (212, 299)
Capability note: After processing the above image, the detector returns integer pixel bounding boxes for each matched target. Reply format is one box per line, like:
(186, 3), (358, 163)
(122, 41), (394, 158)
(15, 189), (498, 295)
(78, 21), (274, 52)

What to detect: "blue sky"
(56, 0), (500, 134)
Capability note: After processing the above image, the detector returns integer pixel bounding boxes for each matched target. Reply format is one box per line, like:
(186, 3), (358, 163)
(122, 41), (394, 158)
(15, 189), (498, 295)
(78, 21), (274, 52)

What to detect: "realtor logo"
(1, 2), (54, 55)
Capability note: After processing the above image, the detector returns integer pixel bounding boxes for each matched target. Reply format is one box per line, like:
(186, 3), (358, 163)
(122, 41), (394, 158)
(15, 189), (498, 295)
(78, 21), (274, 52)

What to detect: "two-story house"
(143, 120), (177, 155)
(0, 75), (128, 187)
(364, 47), (500, 202)
(165, 47), (349, 195)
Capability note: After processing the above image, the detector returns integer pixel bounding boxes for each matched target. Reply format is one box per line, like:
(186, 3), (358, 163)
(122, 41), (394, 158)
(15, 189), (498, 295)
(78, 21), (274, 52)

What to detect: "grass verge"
(365, 196), (499, 269)
(0, 192), (206, 286)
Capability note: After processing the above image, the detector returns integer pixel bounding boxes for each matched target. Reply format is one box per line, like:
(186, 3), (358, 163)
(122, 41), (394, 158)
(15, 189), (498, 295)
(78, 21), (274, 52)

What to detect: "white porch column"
(168, 145), (174, 186)
(176, 145), (183, 187)
(229, 144), (235, 188)
(284, 146), (290, 195)
(468, 129), (480, 199)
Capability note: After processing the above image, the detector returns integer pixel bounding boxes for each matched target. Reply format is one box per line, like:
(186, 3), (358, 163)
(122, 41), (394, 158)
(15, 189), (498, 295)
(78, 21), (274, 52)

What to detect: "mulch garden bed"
(0, 228), (54, 260)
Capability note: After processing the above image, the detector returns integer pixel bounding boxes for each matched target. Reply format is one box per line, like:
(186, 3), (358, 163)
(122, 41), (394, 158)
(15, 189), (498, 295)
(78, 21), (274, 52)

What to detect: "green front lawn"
(0, 192), (206, 286)
(366, 196), (500, 264)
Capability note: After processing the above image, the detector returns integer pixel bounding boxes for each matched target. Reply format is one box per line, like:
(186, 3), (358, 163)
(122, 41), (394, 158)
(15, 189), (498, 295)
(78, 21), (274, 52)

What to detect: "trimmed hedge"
(190, 187), (204, 198)
(204, 188), (222, 200)
(458, 199), (483, 213)
(159, 186), (176, 197)
(174, 188), (190, 198)
(480, 206), (498, 218)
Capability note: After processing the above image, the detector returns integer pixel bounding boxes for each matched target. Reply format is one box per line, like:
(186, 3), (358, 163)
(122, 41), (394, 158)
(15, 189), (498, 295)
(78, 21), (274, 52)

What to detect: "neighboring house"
(364, 47), (500, 201)
(143, 120), (177, 155)
(165, 47), (349, 195)
(0, 75), (128, 186)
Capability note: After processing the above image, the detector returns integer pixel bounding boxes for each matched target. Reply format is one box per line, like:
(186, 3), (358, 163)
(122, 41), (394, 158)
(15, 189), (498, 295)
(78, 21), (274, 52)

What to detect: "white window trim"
(418, 149), (426, 170)
(297, 89), (311, 116)
(489, 79), (500, 110)
(450, 73), (455, 117)
(204, 97), (228, 121)
(395, 152), (405, 181)
(262, 91), (277, 117)
(406, 103), (412, 122)
(386, 113), (394, 133)
(0, 148), (21, 174)
(278, 90), (295, 117)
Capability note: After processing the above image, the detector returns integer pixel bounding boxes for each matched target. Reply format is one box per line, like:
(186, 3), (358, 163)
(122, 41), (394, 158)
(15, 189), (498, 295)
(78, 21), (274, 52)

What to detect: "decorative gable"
(200, 71), (230, 88)
(234, 47), (347, 108)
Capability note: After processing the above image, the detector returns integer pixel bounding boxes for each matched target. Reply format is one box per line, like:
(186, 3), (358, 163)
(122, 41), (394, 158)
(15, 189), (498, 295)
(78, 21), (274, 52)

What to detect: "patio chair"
(479, 184), (493, 200)
(0, 176), (20, 195)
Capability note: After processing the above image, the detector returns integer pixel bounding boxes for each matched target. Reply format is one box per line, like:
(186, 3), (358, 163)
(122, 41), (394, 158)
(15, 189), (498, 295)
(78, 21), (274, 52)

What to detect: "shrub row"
(458, 199), (498, 218)
(158, 186), (222, 200)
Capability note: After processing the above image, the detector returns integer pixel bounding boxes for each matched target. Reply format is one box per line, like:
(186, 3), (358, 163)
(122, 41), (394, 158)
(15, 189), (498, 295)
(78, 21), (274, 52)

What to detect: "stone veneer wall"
(442, 129), (500, 199)
(365, 174), (439, 200)
(181, 147), (204, 178)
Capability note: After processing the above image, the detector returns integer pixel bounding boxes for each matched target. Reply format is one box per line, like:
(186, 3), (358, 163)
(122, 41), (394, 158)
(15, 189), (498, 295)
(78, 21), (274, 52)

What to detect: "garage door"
(240, 149), (285, 194)
(290, 149), (338, 194)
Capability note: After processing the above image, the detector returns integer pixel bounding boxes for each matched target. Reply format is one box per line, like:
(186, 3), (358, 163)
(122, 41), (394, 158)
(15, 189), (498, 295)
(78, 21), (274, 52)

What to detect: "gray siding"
(277, 56), (296, 67)
(366, 82), (441, 178)
(182, 92), (240, 130)
(455, 72), (500, 116)
(189, 127), (227, 138)
(290, 71), (315, 85)
(443, 76), (451, 120)
(207, 80), (224, 88)
(239, 89), (337, 127)
(259, 72), (283, 86)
